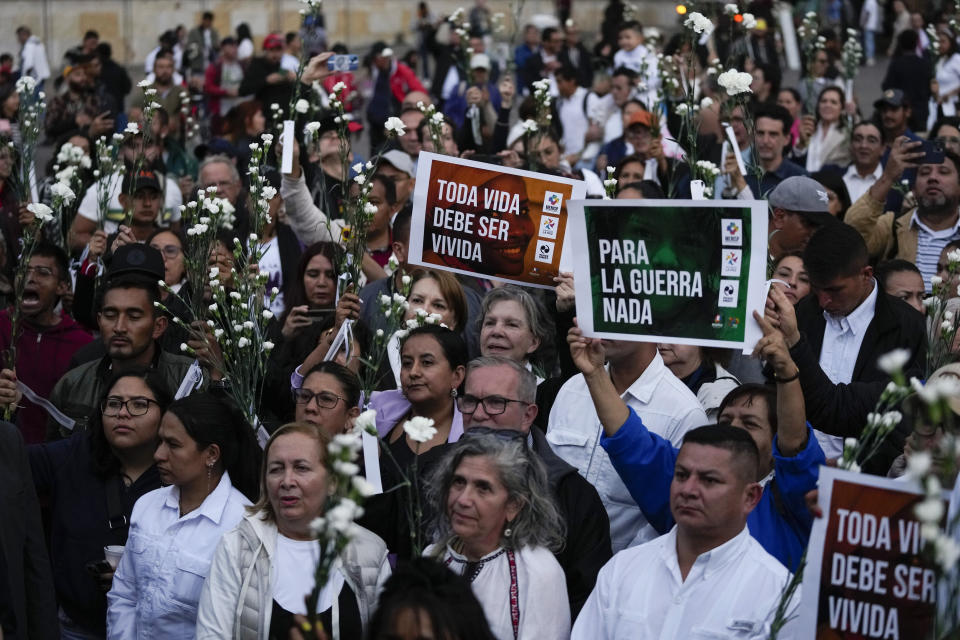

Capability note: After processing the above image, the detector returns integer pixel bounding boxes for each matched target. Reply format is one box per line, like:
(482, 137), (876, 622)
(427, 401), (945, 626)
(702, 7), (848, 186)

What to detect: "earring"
(450, 388), (458, 398)
(503, 522), (513, 538)
(206, 461), (214, 493)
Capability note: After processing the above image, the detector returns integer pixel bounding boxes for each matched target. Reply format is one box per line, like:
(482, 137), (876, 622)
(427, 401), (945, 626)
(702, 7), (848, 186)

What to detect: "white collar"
(608, 351), (666, 405)
(163, 471), (234, 524)
(661, 525), (751, 582)
(823, 279), (878, 335)
(909, 210), (960, 237)
(844, 162), (883, 181)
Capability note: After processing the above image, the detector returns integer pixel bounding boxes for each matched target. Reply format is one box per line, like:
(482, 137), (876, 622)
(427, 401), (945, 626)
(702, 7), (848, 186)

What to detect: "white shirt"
(273, 534), (345, 615)
(77, 171), (183, 233)
(936, 53), (960, 104)
(603, 105), (624, 144)
(843, 162), (883, 205)
(911, 212), (960, 291)
(281, 52), (300, 74)
(572, 526), (797, 640)
(106, 472), (252, 640)
(237, 39), (254, 62)
(145, 44), (185, 75)
(19, 35), (50, 82)
(817, 280), (878, 457)
(547, 353), (708, 552)
(427, 543), (570, 640)
(613, 44), (659, 105)
(557, 86), (592, 155)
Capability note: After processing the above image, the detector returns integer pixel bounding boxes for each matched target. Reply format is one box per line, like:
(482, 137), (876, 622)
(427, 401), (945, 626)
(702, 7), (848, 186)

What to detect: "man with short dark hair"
(15, 26), (50, 89)
(558, 20), (593, 88)
(0, 244), (93, 443)
(239, 34), (296, 124)
(377, 149), (416, 206)
(186, 11), (220, 76)
(766, 223), (926, 469)
(565, 321), (823, 570)
(842, 121), (885, 203)
(847, 139), (960, 290)
(47, 245), (196, 439)
(281, 31), (301, 74)
(721, 104), (807, 200)
(519, 26), (565, 94)
(136, 49), (184, 117)
(601, 67), (637, 144)
(461, 356), (612, 619)
(573, 424), (797, 638)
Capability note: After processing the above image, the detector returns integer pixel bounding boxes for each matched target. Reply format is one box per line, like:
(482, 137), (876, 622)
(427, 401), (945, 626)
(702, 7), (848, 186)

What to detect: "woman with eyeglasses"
(292, 361), (362, 437)
(425, 432), (570, 640)
(930, 117), (960, 155)
(147, 229), (187, 299)
(28, 368), (171, 639)
(106, 393), (261, 640)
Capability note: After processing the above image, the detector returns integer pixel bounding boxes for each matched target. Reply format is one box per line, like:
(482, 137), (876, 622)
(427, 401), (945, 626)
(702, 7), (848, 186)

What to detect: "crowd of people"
(0, 0), (959, 638)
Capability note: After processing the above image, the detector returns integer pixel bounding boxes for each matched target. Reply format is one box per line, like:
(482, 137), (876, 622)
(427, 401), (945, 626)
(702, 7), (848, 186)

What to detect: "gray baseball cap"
(767, 176), (837, 226)
(380, 149), (415, 178)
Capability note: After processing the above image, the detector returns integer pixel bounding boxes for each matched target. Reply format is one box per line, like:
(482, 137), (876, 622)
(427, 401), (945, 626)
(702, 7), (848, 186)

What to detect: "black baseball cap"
(121, 169), (163, 195)
(109, 244), (165, 280)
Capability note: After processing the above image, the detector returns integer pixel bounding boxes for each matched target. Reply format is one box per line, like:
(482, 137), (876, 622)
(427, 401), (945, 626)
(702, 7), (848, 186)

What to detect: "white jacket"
(697, 363), (741, 421)
(279, 173), (347, 245)
(19, 36), (50, 82)
(196, 512), (390, 640)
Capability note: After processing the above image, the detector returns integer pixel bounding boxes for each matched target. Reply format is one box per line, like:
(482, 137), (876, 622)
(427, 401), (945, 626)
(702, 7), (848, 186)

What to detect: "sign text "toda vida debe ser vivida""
(598, 239), (704, 325)
(431, 178), (522, 261)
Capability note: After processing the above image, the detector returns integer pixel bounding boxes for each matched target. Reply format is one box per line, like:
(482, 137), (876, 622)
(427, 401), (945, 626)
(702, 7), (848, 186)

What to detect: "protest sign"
(798, 466), (946, 639)
(566, 199), (768, 350)
(409, 152), (587, 288)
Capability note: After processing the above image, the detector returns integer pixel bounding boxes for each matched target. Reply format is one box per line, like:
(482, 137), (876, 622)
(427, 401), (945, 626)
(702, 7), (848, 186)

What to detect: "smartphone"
(919, 139), (945, 164)
(327, 54), (359, 72)
(305, 308), (332, 323)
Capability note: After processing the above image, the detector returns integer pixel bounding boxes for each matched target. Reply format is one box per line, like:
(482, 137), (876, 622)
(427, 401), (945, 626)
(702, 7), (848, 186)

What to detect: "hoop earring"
(450, 388), (458, 398)
(503, 521), (513, 538)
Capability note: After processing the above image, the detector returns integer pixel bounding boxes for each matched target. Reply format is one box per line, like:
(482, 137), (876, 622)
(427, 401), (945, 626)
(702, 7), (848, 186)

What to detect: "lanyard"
(446, 548), (519, 640)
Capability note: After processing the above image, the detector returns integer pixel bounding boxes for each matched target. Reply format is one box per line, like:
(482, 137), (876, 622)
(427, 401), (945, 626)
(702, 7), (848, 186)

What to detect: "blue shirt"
(106, 472), (251, 640)
(746, 157), (809, 200)
(599, 407), (825, 571)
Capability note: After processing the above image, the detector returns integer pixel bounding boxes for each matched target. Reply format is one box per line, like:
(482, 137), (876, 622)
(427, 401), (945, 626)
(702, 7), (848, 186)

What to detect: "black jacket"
(784, 289), (926, 473)
(882, 55), (931, 134)
(0, 422), (58, 639)
(238, 57), (294, 122)
(29, 432), (161, 634)
(530, 428), (612, 620)
(558, 43), (593, 88)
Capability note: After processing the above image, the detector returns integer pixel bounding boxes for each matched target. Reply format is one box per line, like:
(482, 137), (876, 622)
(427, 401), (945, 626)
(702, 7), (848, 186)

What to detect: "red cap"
(263, 33), (284, 50)
(625, 110), (655, 129)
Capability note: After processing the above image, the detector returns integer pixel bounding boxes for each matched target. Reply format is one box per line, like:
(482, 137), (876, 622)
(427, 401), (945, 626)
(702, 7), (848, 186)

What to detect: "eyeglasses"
(25, 265), (55, 278)
(150, 244), (182, 259)
(456, 394), (528, 415)
(102, 396), (159, 416)
(292, 388), (346, 409)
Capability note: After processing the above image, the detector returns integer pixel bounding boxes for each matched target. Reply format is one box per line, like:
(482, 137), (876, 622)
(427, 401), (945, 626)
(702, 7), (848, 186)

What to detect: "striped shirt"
(911, 213), (960, 292)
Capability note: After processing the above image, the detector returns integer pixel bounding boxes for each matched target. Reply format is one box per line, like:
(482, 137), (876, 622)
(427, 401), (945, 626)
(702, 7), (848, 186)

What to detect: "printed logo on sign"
(538, 215), (560, 239)
(721, 218), (743, 246)
(535, 240), (555, 264)
(721, 249), (742, 277)
(718, 279), (739, 307)
(727, 316), (740, 329)
(711, 314), (724, 329)
(543, 191), (564, 215)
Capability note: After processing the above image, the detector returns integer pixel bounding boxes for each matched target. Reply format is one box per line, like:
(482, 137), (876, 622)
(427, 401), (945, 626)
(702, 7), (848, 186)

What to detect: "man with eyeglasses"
(0, 243), (93, 444)
(459, 355), (612, 621)
(842, 121), (885, 204)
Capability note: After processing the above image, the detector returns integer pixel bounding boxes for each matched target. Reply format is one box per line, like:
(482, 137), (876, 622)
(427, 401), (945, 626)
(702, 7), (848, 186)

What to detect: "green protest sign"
(567, 199), (769, 350)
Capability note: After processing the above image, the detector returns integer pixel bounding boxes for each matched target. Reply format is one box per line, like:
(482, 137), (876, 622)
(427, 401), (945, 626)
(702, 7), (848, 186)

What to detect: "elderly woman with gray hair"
(424, 432), (570, 639)
(478, 285), (556, 382)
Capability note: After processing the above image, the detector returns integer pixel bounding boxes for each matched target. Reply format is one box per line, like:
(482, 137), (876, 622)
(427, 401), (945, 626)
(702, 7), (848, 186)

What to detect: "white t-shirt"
(281, 53), (300, 74)
(257, 235), (285, 316)
(272, 534), (344, 615)
(77, 171), (183, 233)
(219, 61), (245, 116)
(237, 39), (254, 62)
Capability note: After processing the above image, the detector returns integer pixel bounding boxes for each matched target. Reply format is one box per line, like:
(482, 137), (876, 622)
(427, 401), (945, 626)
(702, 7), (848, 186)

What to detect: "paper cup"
(104, 545), (125, 569)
